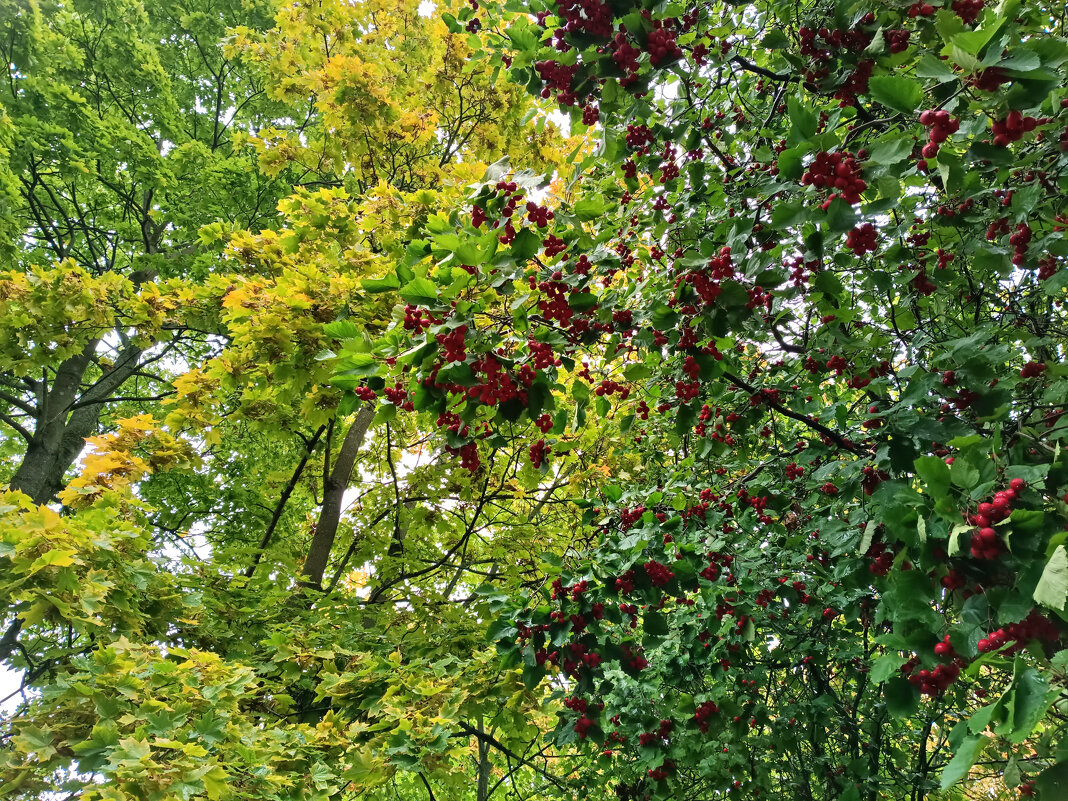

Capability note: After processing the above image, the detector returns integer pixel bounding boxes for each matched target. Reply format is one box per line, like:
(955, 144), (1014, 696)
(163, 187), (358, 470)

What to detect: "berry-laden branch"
(721, 370), (866, 455)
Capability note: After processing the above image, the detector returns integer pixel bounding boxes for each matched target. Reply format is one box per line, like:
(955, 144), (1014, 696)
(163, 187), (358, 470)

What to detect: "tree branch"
(245, 425), (326, 578)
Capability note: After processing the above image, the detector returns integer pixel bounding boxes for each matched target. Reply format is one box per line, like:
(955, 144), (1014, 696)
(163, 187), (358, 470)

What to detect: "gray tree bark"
(300, 403), (376, 589)
(8, 340), (144, 504)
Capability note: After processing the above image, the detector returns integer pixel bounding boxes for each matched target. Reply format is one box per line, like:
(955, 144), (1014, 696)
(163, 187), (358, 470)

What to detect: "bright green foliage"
(0, 1), (582, 799)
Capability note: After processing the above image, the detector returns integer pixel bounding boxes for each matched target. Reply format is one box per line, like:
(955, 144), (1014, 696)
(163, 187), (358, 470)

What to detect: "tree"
(0, 0), (291, 503)
(452, 0), (1065, 798)
(4, 0), (1068, 799)
(2, 1), (584, 798)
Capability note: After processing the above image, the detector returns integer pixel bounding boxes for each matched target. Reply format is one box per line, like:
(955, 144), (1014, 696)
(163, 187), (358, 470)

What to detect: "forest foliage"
(1, 0), (1067, 799)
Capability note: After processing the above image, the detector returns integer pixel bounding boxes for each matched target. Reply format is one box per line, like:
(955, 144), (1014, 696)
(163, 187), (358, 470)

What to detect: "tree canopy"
(2, 0), (1068, 799)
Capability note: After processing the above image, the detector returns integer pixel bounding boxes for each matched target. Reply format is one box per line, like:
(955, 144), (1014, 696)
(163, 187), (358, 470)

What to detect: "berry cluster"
(919, 109), (959, 160)
(526, 201), (554, 228)
(467, 354), (520, 406)
(527, 339), (560, 369)
(883, 29), (910, 54)
(553, 0), (613, 39)
(972, 66), (1009, 92)
(951, 0), (985, 23)
(1020, 360), (1046, 378)
(992, 110), (1038, 147)
(646, 760), (674, 782)
(845, 223), (877, 255)
(901, 652), (962, 696)
(966, 478), (1026, 558)
(801, 151), (867, 205)
(646, 26), (682, 66)
(865, 539), (895, 576)
(977, 610), (1062, 653)
(644, 559), (675, 587)
(798, 23), (874, 61)
(436, 324), (467, 363)
(625, 123), (655, 152)
(403, 304), (437, 331)
(534, 59), (578, 94)
(610, 31), (641, 83)
(693, 700), (719, 733)
(834, 60), (873, 107)
(542, 234), (566, 257)
(1010, 223), (1031, 266)
(529, 438), (548, 469)
(574, 715), (594, 738)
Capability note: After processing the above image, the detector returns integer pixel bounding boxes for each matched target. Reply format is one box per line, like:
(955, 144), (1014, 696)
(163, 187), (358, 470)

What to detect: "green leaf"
(787, 96), (818, 143)
(624, 364), (652, 382)
(915, 54), (959, 82)
(1005, 663), (1051, 743)
(323, 320), (360, 338)
(884, 676), (919, 718)
(870, 653), (906, 683)
(573, 196), (607, 220)
(824, 198), (857, 233)
(777, 148), (804, 181)
(643, 610), (669, 636)
(867, 137), (914, 165)
(939, 734), (988, 789)
(398, 277), (439, 306)
(511, 227), (541, 260)
(914, 456), (952, 498)
(868, 76), (924, 114)
(769, 201), (807, 229)
(814, 270), (845, 297)
(950, 454), (981, 489)
(760, 29), (790, 50)
(1034, 545), (1068, 611)
(486, 616), (518, 643)
(1036, 761), (1068, 798)
(362, 274), (401, 293)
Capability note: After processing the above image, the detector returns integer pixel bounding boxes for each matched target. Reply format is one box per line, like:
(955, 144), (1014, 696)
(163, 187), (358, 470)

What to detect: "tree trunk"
(476, 716), (491, 801)
(9, 341), (144, 504)
(300, 404), (376, 589)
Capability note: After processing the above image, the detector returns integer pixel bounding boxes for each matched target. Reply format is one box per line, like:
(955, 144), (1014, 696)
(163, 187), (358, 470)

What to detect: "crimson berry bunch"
(977, 610), (1062, 653)
(951, 0), (985, 23)
(526, 201), (554, 228)
(644, 559), (675, 587)
(801, 151), (867, 206)
(883, 29), (911, 54)
(992, 110), (1038, 147)
(966, 478), (1026, 559)
(1020, 360), (1046, 378)
(901, 653), (962, 696)
(1010, 223), (1032, 266)
(845, 223), (877, 255)
(435, 325), (467, 363)
(919, 109), (959, 159)
(646, 26), (682, 66)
